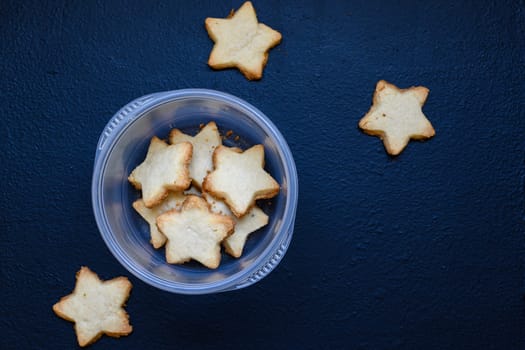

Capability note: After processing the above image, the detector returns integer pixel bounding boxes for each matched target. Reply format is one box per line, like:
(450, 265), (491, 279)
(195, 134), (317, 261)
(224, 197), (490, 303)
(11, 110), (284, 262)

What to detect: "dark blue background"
(1, 0), (524, 349)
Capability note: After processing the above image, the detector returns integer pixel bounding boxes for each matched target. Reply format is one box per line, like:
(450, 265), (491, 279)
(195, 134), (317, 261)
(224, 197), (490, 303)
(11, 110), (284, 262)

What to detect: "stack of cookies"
(128, 121), (280, 269)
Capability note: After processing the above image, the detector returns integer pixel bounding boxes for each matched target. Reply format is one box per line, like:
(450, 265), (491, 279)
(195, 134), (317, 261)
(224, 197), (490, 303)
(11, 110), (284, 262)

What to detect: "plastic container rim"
(91, 88), (298, 294)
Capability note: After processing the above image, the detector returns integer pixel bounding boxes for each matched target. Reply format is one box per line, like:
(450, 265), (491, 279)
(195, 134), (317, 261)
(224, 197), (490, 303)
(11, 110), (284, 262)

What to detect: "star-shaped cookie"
(128, 136), (192, 207)
(203, 192), (269, 258)
(358, 80), (435, 155)
(203, 145), (280, 218)
(205, 1), (282, 80)
(169, 121), (222, 188)
(156, 195), (235, 269)
(52, 267), (132, 347)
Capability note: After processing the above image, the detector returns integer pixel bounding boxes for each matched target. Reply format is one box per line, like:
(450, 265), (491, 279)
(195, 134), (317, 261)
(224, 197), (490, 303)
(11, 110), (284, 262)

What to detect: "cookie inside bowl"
(93, 89), (297, 294)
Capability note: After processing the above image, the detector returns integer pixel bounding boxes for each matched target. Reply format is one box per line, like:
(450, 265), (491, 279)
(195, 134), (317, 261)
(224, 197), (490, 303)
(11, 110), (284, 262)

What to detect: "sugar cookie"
(52, 267), (132, 347)
(205, 1), (282, 80)
(358, 80), (435, 155)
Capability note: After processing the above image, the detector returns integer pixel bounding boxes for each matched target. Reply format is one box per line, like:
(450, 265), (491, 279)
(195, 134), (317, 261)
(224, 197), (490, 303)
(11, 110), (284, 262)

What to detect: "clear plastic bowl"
(91, 89), (298, 294)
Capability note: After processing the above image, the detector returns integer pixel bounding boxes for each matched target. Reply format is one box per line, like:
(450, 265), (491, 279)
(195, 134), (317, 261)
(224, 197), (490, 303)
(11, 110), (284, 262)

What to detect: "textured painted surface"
(1, 0), (524, 349)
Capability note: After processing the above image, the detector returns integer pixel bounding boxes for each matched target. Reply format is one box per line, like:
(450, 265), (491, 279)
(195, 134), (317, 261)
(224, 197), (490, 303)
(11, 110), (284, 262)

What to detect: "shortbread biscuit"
(128, 137), (192, 207)
(52, 267), (132, 347)
(204, 193), (268, 258)
(205, 1), (282, 80)
(358, 80), (435, 155)
(203, 145), (279, 217)
(169, 121), (221, 189)
(156, 195), (235, 269)
(132, 192), (187, 248)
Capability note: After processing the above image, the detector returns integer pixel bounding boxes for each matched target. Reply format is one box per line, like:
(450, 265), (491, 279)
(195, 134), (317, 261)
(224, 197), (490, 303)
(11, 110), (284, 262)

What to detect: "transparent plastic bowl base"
(91, 89), (298, 294)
